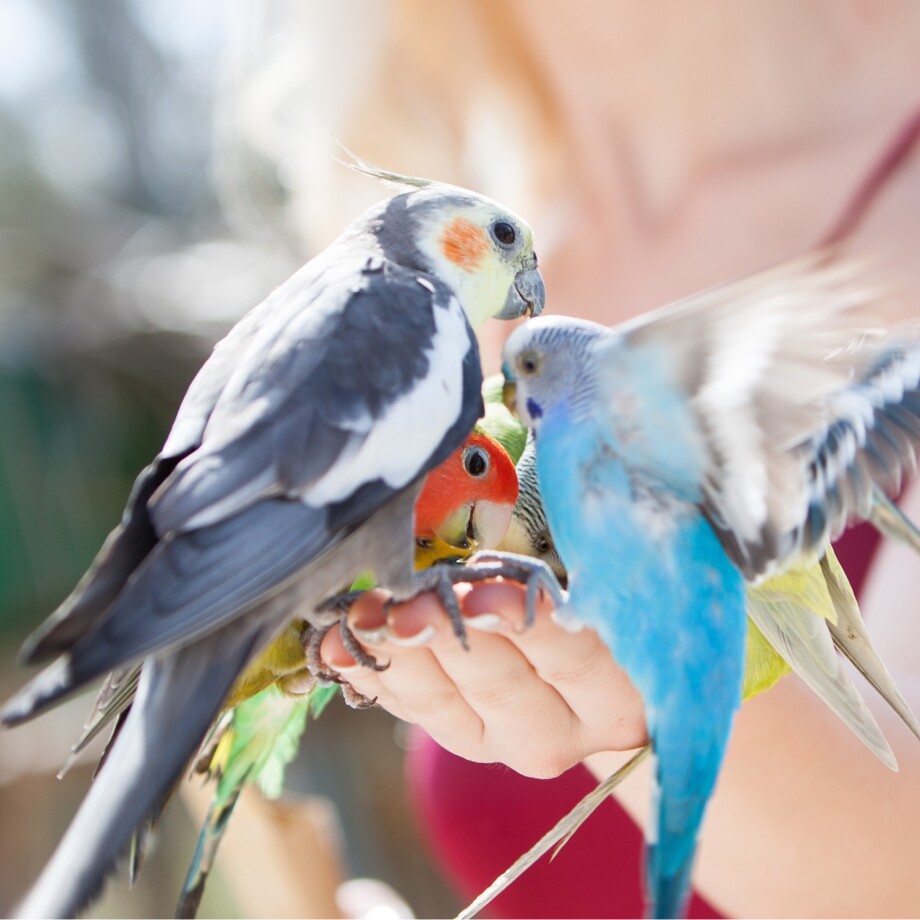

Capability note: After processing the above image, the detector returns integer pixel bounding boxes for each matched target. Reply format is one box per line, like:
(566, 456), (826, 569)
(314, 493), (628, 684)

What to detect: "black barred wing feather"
(606, 254), (919, 579)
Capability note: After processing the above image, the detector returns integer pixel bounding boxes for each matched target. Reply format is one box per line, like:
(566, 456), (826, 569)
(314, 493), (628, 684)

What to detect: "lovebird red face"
(415, 430), (519, 553)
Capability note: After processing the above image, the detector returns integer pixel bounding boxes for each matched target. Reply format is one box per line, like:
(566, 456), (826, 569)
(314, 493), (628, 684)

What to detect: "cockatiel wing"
(597, 254), (920, 580)
(4, 257), (482, 724)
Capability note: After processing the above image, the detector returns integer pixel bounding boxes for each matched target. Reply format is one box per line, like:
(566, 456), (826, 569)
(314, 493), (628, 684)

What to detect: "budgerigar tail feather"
(642, 727), (727, 920)
(821, 549), (920, 741)
(13, 624), (268, 919)
(869, 485), (920, 554)
(646, 783), (703, 920)
(646, 856), (695, 920)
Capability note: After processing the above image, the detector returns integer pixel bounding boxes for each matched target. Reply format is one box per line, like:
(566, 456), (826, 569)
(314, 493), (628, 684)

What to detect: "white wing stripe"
(304, 300), (471, 505)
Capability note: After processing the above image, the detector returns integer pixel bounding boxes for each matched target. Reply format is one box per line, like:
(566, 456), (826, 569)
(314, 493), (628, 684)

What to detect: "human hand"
(320, 581), (647, 779)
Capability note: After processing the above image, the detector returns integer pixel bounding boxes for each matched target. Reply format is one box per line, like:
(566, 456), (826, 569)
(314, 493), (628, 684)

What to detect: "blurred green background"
(0, 2), (456, 916)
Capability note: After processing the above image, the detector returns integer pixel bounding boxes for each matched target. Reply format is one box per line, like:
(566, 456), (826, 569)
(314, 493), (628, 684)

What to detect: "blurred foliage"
(0, 0), (278, 638)
(0, 2), (458, 917)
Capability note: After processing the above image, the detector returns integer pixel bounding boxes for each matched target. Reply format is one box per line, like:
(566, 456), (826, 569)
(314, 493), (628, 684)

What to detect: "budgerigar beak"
(497, 258), (545, 320)
(469, 500), (514, 550)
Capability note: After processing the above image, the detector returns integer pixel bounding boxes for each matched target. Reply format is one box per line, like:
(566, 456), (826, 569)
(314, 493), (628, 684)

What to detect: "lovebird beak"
(497, 257), (545, 320)
(469, 500), (514, 549)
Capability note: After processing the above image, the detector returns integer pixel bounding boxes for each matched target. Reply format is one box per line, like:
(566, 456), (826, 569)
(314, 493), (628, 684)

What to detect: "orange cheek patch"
(440, 217), (490, 271)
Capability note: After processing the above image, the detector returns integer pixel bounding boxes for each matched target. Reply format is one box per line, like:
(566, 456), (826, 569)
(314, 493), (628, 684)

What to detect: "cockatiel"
(1, 163), (545, 918)
(499, 256), (920, 918)
(176, 425), (520, 917)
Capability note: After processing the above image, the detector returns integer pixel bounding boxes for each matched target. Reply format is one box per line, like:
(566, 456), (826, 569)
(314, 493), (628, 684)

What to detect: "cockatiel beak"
(469, 499), (514, 550)
(497, 256), (545, 320)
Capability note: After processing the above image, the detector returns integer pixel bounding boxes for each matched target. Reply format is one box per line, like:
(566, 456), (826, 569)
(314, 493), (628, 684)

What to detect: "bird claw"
(341, 684), (378, 710)
(302, 620), (384, 711)
(389, 552), (567, 649)
(314, 588), (366, 619)
(464, 550), (568, 628)
(339, 621), (389, 673)
(393, 567), (472, 650)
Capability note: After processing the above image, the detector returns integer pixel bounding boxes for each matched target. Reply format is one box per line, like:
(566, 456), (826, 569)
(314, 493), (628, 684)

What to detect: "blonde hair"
(215, 0), (566, 258)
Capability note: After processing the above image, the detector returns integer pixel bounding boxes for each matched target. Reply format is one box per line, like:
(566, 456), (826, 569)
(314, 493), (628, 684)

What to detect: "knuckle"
(461, 670), (527, 709)
(398, 685), (464, 720)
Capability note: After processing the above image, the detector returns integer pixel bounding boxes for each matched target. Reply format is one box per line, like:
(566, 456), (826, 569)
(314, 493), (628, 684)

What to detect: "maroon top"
(405, 523), (882, 918)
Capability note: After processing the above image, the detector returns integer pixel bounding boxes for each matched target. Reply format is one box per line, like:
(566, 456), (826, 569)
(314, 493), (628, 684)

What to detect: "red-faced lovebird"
(501, 256), (920, 919)
(0, 164), (545, 919)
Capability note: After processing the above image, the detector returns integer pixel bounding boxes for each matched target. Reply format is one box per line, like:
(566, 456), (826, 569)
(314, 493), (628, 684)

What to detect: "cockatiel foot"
(304, 622), (342, 684)
(314, 589), (366, 618)
(339, 621), (389, 673)
(392, 552), (567, 649)
(302, 621), (381, 710)
(306, 596), (390, 674)
(465, 551), (568, 628)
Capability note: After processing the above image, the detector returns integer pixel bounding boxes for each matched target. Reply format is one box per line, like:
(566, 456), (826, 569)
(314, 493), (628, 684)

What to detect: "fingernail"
(333, 660), (383, 675)
(387, 624), (437, 647)
(464, 612), (503, 632)
(352, 625), (390, 645)
(550, 610), (585, 633)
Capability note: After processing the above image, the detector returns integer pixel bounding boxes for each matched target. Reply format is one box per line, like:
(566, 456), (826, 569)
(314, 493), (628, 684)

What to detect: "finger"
(383, 587), (590, 774)
(462, 581), (648, 750)
(318, 594), (409, 720)
(328, 592), (489, 753)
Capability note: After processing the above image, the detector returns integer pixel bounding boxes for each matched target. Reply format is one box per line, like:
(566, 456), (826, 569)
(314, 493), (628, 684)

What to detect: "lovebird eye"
(463, 445), (490, 477)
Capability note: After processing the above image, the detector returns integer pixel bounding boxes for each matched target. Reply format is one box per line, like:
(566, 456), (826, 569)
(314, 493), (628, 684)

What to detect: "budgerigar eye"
(519, 351), (541, 375)
(463, 445), (490, 477)
(492, 220), (516, 246)
(537, 534), (552, 555)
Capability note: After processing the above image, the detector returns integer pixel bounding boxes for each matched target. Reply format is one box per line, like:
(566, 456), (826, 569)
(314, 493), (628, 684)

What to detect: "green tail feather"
(176, 684), (338, 917)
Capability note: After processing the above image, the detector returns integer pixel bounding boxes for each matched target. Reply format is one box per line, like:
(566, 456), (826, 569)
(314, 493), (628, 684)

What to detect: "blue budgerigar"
(501, 256), (920, 919)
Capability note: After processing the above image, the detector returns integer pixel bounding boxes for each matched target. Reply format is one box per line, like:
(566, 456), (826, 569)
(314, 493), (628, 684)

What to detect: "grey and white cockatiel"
(1, 166), (545, 918)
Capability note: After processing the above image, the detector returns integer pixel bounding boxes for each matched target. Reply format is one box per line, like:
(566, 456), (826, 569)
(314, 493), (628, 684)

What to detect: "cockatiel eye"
(492, 220), (517, 247)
